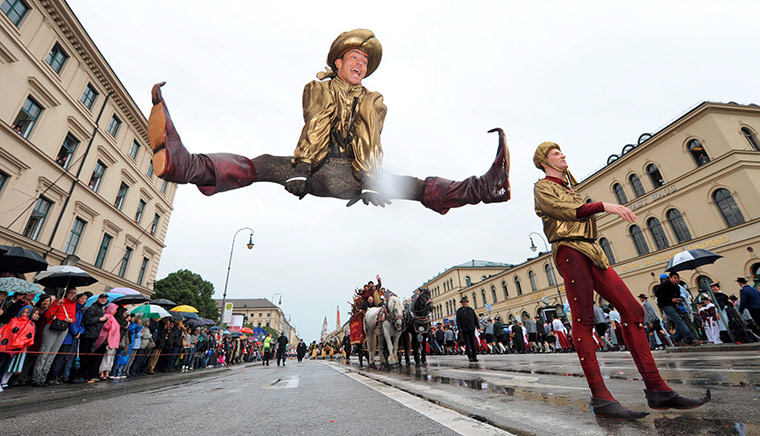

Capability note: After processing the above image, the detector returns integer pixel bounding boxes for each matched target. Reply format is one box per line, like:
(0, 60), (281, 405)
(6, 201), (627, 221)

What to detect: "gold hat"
(533, 141), (578, 186)
(317, 29), (382, 80)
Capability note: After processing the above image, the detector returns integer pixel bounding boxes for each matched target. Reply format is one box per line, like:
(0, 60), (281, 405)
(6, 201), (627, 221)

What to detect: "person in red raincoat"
(0, 305), (35, 389)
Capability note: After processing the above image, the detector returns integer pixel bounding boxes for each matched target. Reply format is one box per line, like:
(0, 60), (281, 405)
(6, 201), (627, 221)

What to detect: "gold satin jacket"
(293, 77), (386, 179)
(534, 178), (610, 270)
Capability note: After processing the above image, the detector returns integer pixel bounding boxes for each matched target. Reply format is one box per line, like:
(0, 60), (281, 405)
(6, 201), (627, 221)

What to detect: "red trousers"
(557, 246), (670, 401)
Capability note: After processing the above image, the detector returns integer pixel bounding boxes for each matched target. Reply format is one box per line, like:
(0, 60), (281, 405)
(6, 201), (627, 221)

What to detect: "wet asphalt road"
(345, 349), (759, 436)
(2, 349), (758, 435)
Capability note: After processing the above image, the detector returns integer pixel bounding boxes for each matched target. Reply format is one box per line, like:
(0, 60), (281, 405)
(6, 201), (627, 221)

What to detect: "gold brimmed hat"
(317, 29), (382, 80)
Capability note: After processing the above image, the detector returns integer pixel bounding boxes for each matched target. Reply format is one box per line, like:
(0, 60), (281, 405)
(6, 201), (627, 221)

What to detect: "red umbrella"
(240, 327), (254, 334)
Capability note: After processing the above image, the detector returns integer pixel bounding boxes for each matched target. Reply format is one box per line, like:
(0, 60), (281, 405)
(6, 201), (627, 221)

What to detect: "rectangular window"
(55, 133), (79, 169)
(146, 160), (154, 178)
(1, 0), (29, 27)
(12, 96), (43, 138)
(267, 312), (271, 317)
(63, 217), (86, 255)
(0, 171), (7, 193)
(150, 213), (160, 235)
(161, 179), (168, 193)
(88, 160), (107, 192)
(80, 83), (98, 110)
(135, 199), (146, 223)
(118, 246), (133, 278)
(129, 140), (140, 160)
(45, 43), (68, 74)
(22, 196), (51, 241)
(137, 257), (149, 285)
(107, 115), (121, 137)
(94, 233), (112, 268)
(114, 182), (129, 210)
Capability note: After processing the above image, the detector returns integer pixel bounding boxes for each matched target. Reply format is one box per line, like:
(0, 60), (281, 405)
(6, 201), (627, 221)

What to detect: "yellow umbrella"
(170, 305), (199, 313)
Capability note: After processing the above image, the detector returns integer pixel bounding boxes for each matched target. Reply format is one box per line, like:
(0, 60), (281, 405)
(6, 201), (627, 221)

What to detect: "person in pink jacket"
(95, 304), (120, 380)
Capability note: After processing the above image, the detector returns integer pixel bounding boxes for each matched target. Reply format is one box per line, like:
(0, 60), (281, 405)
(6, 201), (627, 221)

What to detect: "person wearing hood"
(77, 293), (109, 382)
(0, 305), (35, 391)
(31, 288), (77, 387)
(49, 292), (90, 384)
(94, 304), (120, 380)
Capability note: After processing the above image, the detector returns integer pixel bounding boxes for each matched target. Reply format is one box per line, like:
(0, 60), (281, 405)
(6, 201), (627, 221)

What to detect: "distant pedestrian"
(455, 296), (478, 362)
(736, 277), (760, 325)
(276, 332), (289, 366)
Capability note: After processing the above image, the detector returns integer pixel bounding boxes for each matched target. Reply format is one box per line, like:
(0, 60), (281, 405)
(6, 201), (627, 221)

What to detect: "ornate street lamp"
(219, 227), (254, 326)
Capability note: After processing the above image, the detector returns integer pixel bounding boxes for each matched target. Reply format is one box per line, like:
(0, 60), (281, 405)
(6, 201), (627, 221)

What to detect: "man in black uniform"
(455, 296), (478, 362)
(276, 332), (289, 367)
(342, 333), (352, 363)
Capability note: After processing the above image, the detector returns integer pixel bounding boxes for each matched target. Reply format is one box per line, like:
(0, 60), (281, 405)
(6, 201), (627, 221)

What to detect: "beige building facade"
(215, 298), (298, 345)
(0, 0), (175, 295)
(424, 102), (760, 323)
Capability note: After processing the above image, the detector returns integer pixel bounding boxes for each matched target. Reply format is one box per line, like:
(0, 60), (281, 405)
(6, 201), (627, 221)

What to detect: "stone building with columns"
(423, 101), (760, 324)
(0, 0), (175, 295)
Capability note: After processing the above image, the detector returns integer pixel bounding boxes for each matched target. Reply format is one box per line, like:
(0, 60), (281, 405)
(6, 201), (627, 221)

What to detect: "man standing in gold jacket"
(533, 142), (710, 420)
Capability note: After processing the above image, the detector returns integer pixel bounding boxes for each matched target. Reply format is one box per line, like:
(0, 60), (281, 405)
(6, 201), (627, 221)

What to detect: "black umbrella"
(665, 249), (723, 273)
(149, 298), (176, 307)
(0, 246), (48, 273)
(34, 266), (97, 288)
(198, 317), (216, 326)
(0, 245), (8, 256)
(186, 318), (204, 328)
(177, 311), (199, 320)
(113, 294), (150, 305)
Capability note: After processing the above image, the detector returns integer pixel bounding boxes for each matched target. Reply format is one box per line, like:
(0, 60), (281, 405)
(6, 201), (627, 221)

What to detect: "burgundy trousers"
(556, 245), (670, 401)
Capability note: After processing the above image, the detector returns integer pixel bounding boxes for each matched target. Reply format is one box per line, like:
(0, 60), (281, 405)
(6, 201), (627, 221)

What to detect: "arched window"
(751, 263), (760, 281)
(501, 280), (509, 299)
(481, 275), (487, 280)
(465, 276), (471, 286)
(629, 174), (646, 197)
(696, 275), (713, 298)
(630, 225), (650, 256)
(514, 276), (522, 296)
(666, 209), (692, 243)
(599, 237), (616, 264)
(528, 270), (538, 292)
(443, 282), (447, 292)
(647, 217), (670, 250)
(491, 285), (497, 303)
(713, 188), (745, 227)
(688, 139), (710, 166)
(742, 127), (760, 151)
(446, 301), (450, 315)
(472, 293), (478, 308)
(646, 163), (665, 187)
(544, 263), (556, 286)
(613, 183), (628, 204)
(481, 289), (487, 305)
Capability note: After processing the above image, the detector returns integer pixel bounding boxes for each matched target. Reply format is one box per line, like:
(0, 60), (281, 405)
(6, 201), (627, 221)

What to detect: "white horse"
(364, 296), (405, 368)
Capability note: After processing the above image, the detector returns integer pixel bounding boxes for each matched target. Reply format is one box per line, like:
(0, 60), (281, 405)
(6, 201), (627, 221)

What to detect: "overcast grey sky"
(68, 0), (760, 341)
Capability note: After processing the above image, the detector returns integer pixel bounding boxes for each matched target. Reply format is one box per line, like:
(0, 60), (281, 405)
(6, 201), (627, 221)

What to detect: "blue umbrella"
(208, 326), (221, 331)
(177, 312), (199, 320)
(84, 292), (124, 308)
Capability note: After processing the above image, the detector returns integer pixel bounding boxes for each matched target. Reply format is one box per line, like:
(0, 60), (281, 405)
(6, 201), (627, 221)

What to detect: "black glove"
(285, 162), (312, 200)
(346, 176), (392, 208)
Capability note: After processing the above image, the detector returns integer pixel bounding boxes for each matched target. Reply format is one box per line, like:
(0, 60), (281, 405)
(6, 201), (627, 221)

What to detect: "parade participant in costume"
(533, 141), (710, 419)
(147, 29), (510, 214)
(551, 315), (571, 352)
(698, 298), (722, 344)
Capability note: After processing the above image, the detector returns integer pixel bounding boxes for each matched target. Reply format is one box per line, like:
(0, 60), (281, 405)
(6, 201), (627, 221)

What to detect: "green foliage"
(263, 326), (279, 338)
(152, 269), (218, 321)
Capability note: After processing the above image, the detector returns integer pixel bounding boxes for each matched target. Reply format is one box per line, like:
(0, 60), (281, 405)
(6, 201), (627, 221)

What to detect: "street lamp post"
(529, 232), (564, 306)
(219, 227), (254, 326)
(271, 293), (283, 306)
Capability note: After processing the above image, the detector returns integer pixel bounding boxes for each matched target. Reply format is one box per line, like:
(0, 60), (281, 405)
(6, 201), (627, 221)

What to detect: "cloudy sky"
(68, 0), (760, 340)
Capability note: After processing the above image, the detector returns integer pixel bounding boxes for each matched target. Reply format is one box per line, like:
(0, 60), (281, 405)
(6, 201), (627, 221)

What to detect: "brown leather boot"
(590, 398), (649, 420)
(421, 128), (510, 215)
(645, 388), (711, 410)
(148, 83), (256, 195)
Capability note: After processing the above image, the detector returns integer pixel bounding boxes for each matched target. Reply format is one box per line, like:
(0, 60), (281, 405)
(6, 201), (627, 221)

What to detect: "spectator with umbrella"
(655, 273), (701, 346)
(48, 291), (90, 384)
(31, 287), (77, 387)
(0, 304), (36, 391)
(74, 293), (109, 383)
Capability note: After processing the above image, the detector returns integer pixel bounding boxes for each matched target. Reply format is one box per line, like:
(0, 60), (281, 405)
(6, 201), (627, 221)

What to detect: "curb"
(664, 342), (760, 353)
(0, 366), (231, 419)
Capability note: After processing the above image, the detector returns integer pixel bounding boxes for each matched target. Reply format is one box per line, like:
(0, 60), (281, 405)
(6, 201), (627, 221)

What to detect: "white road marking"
(264, 375), (300, 389)
(325, 362), (514, 436)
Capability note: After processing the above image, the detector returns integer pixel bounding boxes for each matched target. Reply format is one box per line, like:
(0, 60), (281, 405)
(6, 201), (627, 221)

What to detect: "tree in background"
(153, 269), (218, 321)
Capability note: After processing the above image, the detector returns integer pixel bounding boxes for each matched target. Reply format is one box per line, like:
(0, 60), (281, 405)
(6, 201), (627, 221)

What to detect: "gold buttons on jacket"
(577, 337), (582, 341)
(577, 318), (581, 322)
(638, 323), (644, 328)
(623, 323), (628, 327)
(580, 357), (585, 361)
(573, 297), (578, 301)
(571, 280), (575, 284)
